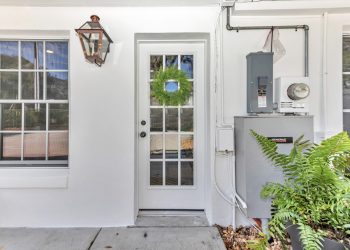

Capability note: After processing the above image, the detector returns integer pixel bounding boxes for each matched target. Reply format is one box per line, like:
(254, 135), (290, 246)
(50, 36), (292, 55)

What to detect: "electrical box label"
(258, 76), (268, 108)
(267, 137), (293, 144)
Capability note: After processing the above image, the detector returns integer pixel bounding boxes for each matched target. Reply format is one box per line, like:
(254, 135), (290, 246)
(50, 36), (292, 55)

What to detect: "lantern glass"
(75, 16), (113, 66)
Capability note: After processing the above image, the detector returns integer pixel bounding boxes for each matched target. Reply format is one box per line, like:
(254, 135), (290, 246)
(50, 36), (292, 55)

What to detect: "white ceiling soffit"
(230, 0), (350, 16)
(0, 0), (220, 7)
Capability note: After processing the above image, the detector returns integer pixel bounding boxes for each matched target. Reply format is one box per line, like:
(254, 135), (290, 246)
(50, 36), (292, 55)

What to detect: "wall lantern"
(75, 15), (113, 66)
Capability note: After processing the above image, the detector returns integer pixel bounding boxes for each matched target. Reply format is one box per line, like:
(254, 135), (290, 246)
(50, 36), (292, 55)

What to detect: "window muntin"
(0, 40), (68, 166)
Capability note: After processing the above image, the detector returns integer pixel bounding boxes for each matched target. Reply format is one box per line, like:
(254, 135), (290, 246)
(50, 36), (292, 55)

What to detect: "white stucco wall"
(0, 5), (348, 227)
(0, 6), (218, 227)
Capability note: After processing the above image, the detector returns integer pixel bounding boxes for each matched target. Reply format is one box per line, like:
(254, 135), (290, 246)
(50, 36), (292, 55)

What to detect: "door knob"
(140, 131), (147, 138)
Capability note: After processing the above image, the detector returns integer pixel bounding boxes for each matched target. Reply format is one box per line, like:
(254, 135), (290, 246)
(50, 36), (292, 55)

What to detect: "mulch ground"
(216, 225), (291, 250)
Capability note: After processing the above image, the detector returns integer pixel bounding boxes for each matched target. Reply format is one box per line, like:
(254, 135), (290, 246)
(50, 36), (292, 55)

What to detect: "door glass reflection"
(150, 108), (163, 132)
(166, 161), (178, 185)
(181, 161), (194, 185)
(181, 108), (193, 132)
(150, 161), (163, 185)
(165, 108), (178, 132)
(181, 135), (193, 159)
(165, 134), (178, 159)
(150, 134), (163, 159)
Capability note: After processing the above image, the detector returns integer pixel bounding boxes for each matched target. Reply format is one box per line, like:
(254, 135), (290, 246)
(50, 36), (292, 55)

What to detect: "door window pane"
(0, 41), (18, 69)
(165, 108), (178, 132)
(47, 72), (68, 100)
(183, 81), (194, 106)
(344, 113), (350, 136)
(24, 104), (46, 130)
(21, 41), (43, 69)
(181, 161), (194, 185)
(0, 103), (21, 131)
(166, 55), (178, 68)
(0, 133), (21, 160)
(48, 132), (68, 160)
(150, 83), (161, 106)
(166, 161), (178, 185)
(181, 108), (193, 132)
(150, 108), (163, 132)
(181, 135), (193, 159)
(165, 134), (178, 159)
(181, 55), (193, 79)
(150, 161), (163, 185)
(343, 75), (350, 109)
(0, 72), (18, 99)
(150, 55), (163, 79)
(49, 104), (68, 130)
(22, 72), (43, 100)
(46, 42), (68, 70)
(150, 134), (163, 159)
(23, 133), (46, 160)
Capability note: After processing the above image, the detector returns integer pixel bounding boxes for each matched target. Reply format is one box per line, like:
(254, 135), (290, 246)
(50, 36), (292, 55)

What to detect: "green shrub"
(251, 131), (350, 250)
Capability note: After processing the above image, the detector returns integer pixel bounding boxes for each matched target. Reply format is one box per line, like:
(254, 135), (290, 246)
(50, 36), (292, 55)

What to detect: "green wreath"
(151, 67), (192, 106)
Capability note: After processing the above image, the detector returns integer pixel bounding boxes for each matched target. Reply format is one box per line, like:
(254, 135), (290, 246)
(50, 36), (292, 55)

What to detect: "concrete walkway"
(0, 215), (226, 250)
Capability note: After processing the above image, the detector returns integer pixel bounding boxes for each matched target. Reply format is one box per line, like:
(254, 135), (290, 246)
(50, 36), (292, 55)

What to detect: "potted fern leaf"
(251, 130), (350, 250)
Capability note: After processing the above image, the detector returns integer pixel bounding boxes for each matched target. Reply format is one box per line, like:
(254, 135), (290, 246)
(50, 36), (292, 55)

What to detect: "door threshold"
(138, 209), (205, 216)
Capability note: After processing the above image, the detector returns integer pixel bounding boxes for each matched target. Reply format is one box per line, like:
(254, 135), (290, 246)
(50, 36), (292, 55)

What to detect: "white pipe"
(322, 12), (328, 138)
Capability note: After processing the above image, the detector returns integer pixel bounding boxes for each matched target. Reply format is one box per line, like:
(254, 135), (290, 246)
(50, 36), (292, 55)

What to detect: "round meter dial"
(287, 83), (310, 100)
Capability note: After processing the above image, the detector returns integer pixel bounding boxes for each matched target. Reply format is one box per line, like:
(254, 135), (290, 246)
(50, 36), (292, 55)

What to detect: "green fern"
(251, 130), (350, 250)
(247, 232), (269, 250)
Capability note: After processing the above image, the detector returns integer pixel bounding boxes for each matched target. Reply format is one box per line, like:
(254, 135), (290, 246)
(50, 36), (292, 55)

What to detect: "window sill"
(0, 167), (69, 189)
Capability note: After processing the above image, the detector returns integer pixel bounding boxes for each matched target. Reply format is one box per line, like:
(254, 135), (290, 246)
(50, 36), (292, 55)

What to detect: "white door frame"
(134, 33), (211, 220)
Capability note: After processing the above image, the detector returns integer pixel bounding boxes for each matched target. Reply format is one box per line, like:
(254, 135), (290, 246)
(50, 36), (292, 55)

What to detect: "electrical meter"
(275, 77), (310, 113)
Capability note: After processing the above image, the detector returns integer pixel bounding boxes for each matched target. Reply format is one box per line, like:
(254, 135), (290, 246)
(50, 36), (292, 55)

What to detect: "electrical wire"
(214, 1), (263, 232)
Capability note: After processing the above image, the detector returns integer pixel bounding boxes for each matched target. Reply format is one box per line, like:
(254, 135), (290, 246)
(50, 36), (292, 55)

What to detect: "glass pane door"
(149, 54), (194, 187)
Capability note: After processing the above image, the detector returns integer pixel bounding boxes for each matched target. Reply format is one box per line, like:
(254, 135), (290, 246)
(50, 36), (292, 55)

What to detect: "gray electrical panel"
(234, 116), (313, 218)
(247, 52), (273, 113)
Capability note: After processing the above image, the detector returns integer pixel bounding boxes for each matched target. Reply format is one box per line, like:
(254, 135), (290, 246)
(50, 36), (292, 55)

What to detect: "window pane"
(49, 104), (68, 130)
(165, 108), (178, 132)
(181, 108), (193, 132)
(24, 133), (46, 160)
(150, 161), (163, 186)
(0, 133), (21, 160)
(181, 55), (193, 79)
(344, 75), (350, 109)
(344, 113), (350, 136)
(0, 72), (18, 99)
(344, 37), (350, 72)
(150, 134), (163, 159)
(150, 83), (161, 106)
(46, 42), (68, 70)
(165, 134), (178, 159)
(22, 72), (43, 100)
(47, 72), (68, 100)
(0, 103), (21, 131)
(181, 161), (194, 185)
(0, 41), (18, 69)
(21, 41), (43, 69)
(183, 81), (193, 106)
(48, 132), (68, 160)
(150, 55), (163, 79)
(24, 104), (46, 130)
(166, 55), (178, 68)
(181, 135), (193, 159)
(150, 108), (163, 132)
(166, 161), (178, 185)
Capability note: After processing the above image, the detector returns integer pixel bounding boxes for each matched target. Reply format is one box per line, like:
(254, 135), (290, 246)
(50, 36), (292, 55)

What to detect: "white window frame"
(0, 39), (69, 167)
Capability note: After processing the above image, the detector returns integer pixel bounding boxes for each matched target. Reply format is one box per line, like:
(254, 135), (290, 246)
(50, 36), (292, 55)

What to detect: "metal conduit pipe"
(225, 7), (310, 77)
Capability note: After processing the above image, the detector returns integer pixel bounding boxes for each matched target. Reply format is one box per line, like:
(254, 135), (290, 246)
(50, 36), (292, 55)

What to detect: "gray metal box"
(234, 116), (313, 218)
(247, 52), (273, 113)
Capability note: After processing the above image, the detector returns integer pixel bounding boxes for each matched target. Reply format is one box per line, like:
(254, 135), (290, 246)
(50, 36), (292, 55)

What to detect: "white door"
(137, 41), (206, 209)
